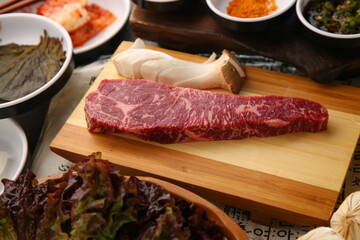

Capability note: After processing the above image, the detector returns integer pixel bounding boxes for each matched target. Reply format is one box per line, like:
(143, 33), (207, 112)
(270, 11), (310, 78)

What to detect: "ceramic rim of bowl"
(0, 13), (73, 109)
(206, 0), (296, 23)
(8, 118), (28, 181)
(296, 0), (360, 40)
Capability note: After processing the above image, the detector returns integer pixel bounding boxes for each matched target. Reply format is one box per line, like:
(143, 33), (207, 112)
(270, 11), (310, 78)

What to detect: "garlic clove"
(330, 191), (360, 240)
(298, 227), (345, 240)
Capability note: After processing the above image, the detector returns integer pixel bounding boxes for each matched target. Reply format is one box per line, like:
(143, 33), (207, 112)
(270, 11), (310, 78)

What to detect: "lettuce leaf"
(0, 152), (225, 240)
(139, 207), (190, 240)
(0, 201), (17, 240)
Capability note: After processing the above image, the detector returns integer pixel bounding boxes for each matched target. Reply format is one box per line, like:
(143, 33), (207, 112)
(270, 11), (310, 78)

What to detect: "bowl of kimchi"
(206, 0), (296, 32)
(14, 0), (131, 55)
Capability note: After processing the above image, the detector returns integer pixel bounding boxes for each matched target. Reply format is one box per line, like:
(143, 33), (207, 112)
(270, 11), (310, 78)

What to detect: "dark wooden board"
(129, 1), (360, 83)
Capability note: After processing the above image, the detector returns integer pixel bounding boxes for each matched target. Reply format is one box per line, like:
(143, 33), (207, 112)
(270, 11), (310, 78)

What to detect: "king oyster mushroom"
(112, 38), (246, 94)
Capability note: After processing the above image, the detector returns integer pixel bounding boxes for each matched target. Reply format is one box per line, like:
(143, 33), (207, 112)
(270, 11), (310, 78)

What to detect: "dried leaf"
(0, 30), (66, 102)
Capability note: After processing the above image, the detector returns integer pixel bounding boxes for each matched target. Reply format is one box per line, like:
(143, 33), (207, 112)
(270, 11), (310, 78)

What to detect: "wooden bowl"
(39, 174), (248, 240)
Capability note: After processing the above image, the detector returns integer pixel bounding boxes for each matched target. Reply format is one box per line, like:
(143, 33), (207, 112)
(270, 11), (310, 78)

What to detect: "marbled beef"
(85, 79), (328, 143)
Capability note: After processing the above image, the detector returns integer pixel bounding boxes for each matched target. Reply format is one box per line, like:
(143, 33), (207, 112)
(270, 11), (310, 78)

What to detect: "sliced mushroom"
(112, 39), (246, 93)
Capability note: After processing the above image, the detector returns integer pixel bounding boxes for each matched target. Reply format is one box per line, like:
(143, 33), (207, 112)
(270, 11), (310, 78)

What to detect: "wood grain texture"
(129, 1), (360, 83)
(51, 123), (339, 226)
(50, 41), (360, 226)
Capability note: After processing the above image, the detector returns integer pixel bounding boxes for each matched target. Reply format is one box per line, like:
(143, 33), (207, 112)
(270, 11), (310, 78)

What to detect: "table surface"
(12, 3), (360, 240)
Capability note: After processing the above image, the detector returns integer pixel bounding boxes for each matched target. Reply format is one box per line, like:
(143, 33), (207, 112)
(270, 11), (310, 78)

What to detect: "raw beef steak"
(85, 79), (328, 144)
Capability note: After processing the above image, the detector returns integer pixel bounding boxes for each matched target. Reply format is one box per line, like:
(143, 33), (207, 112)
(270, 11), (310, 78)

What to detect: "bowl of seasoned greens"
(0, 13), (74, 119)
(296, 0), (360, 48)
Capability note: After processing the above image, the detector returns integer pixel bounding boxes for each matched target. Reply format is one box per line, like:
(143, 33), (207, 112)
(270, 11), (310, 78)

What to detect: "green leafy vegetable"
(0, 153), (226, 240)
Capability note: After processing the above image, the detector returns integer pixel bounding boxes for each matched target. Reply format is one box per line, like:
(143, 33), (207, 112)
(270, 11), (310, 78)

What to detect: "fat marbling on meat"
(84, 79), (328, 144)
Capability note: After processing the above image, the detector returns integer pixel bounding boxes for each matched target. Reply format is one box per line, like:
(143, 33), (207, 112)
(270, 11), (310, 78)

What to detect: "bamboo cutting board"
(50, 41), (360, 226)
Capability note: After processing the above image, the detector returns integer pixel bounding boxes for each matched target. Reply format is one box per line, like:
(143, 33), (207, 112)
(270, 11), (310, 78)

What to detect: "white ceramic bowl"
(0, 118), (28, 193)
(296, 0), (360, 48)
(0, 13), (74, 118)
(206, 0), (296, 31)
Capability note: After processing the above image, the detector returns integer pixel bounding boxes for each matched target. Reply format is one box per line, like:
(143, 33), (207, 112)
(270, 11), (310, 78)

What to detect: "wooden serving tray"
(50, 41), (360, 226)
(129, 2), (360, 83)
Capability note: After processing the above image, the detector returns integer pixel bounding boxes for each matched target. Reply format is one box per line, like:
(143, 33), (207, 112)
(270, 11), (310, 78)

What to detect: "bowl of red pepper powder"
(206, 0), (296, 32)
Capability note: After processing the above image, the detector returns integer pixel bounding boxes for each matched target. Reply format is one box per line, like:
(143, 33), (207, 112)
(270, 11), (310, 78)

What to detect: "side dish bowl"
(296, 0), (360, 48)
(206, 0), (296, 32)
(0, 13), (74, 119)
(0, 118), (28, 194)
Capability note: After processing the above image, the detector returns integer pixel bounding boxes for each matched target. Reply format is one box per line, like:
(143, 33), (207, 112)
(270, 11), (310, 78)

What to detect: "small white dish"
(206, 0), (296, 31)
(0, 118), (28, 193)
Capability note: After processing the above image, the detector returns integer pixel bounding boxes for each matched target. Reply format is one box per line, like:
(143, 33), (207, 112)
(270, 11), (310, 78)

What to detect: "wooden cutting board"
(50, 41), (360, 226)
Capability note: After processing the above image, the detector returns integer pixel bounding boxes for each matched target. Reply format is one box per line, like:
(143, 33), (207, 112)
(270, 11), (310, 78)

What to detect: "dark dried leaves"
(0, 30), (66, 102)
